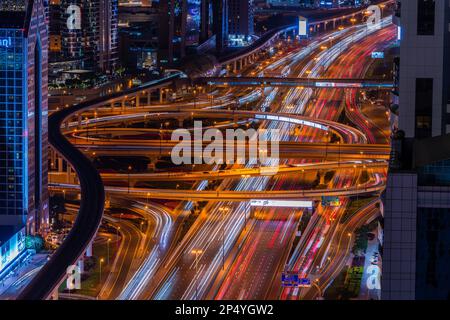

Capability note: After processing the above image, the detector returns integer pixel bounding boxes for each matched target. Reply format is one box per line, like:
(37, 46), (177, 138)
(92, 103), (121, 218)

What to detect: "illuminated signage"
(0, 228), (26, 273)
(250, 200), (313, 208)
(282, 272), (311, 288)
(321, 196), (341, 207)
(371, 52), (384, 59)
(0, 37), (12, 48)
(298, 16), (308, 36)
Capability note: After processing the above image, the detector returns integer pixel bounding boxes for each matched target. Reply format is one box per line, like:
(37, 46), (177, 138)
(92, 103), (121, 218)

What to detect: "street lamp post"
(116, 226), (121, 248)
(127, 165), (132, 194)
(85, 117), (89, 143)
(99, 258), (104, 283)
(107, 238), (111, 266)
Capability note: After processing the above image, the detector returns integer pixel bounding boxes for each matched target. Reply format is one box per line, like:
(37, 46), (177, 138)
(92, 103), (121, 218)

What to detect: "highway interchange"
(20, 8), (395, 300)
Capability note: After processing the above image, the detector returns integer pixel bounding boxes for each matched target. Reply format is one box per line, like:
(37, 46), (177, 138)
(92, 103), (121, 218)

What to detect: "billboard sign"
(371, 51), (385, 59)
(250, 200), (313, 208)
(282, 272), (311, 288)
(321, 196), (341, 207)
(298, 16), (308, 36)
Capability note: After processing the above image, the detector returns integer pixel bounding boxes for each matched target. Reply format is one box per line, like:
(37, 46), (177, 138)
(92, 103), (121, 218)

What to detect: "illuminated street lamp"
(127, 165), (132, 194)
(99, 258), (104, 283)
(107, 238), (111, 266)
(116, 226), (121, 248)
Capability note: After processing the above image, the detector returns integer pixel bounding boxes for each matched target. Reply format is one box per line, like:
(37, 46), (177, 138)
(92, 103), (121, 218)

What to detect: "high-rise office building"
(49, 0), (118, 73)
(212, 0), (228, 52)
(228, 0), (254, 38)
(158, 0), (187, 66)
(0, 0), (49, 274)
(382, 0), (450, 300)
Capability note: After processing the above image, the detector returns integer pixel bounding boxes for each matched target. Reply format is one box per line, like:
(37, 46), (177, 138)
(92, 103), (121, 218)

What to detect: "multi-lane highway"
(37, 9), (395, 301)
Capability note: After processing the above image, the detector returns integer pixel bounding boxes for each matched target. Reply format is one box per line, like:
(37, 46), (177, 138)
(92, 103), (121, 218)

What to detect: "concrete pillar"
(233, 60), (237, 73)
(51, 288), (59, 300)
(77, 114), (82, 127)
(110, 101), (114, 111)
(319, 172), (326, 185)
(159, 89), (164, 103)
(147, 91), (152, 105)
(121, 99), (126, 110)
(58, 157), (63, 173)
(78, 259), (84, 274)
(66, 165), (71, 182)
(136, 95), (140, 108)
(86, 241), (93, 257)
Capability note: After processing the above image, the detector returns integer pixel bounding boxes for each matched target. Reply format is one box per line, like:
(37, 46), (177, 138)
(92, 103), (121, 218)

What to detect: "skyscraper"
(382, 0), (450, 300)
(158, 0), (187, 66)
(212, 0), (228, 52)
(228, 0), (254, 37)
(50, 0), (118, 73)
(0, 0), (49, 273)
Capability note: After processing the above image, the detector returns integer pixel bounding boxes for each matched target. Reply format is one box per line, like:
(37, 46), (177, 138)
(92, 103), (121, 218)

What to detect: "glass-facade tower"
(0, 0), (49, 254)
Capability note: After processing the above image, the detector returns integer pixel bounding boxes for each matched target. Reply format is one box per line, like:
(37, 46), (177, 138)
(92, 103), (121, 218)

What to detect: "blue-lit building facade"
(0, 0), (49, 274)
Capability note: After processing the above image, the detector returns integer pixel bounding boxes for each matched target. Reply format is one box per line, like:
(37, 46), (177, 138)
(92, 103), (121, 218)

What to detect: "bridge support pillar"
(86, 241), (93, 257)
(147, 90), (152, 106)
(233, 115), (239, 128)
(110, 102), (114, 111)
(233, 61), (237, 73)
(58, 157), (63, 173)
(159, 89), (164, 103)
(319, 172), (326, 185)
(121, 99), (126, 110)
(66, 165), (72, 182)
(136, 95), (140, 108)
(78, 259), (85, 274)
(50, 288), (59, 300)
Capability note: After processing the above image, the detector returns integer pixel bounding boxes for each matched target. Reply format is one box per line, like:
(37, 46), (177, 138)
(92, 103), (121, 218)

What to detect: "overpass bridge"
(197, 77), (394, 89)
(18, 74), (180, 300)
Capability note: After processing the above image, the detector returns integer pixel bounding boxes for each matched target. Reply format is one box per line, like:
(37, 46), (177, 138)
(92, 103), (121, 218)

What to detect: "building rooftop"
(0, 0), (27, 12)
(0, 0), (34, 35)
(0, 11), (27, 29)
